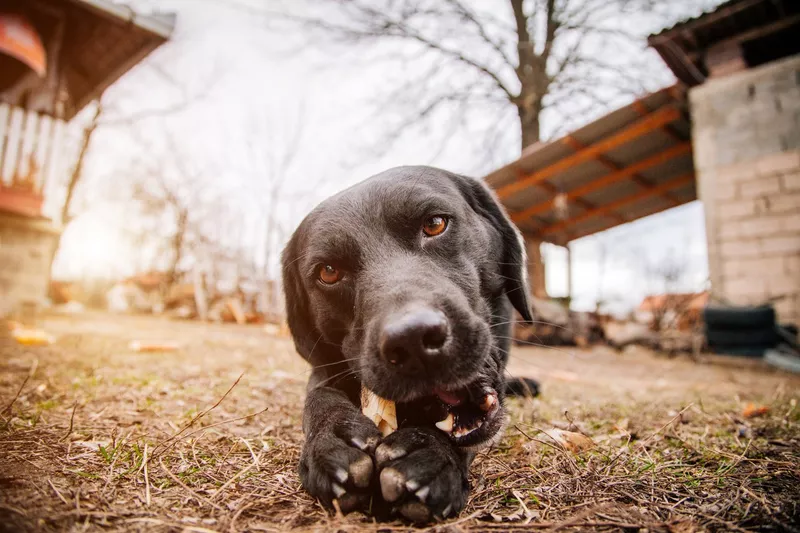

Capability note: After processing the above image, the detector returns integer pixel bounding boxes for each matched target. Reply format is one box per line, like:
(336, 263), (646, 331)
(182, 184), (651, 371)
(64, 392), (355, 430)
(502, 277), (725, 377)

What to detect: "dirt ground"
(1, 311), (798, 532)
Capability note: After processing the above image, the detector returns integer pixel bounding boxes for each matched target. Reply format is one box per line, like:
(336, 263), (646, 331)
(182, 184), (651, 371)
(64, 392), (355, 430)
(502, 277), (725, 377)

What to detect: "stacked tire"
(703, 305), (778, 357)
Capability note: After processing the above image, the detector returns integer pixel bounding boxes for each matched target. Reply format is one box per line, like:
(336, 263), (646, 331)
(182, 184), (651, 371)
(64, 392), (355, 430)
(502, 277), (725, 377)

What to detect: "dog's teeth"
(480, 393), (498, 411)
(453, 421), (482, 438)
(435, 413), (454, 433)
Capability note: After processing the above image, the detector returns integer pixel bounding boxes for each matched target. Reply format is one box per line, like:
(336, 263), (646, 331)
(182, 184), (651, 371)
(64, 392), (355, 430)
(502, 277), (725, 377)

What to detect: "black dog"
(281, 166), (535, 522)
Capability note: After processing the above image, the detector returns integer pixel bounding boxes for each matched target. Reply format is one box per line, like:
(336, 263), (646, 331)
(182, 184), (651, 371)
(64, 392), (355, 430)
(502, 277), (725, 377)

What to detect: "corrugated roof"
(648, 0), (800, 86)
(484, 85), (695, 245)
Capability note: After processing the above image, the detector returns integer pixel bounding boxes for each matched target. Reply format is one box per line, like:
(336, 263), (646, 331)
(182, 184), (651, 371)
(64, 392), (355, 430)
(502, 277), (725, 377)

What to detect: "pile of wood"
(514, 293), (708, 355)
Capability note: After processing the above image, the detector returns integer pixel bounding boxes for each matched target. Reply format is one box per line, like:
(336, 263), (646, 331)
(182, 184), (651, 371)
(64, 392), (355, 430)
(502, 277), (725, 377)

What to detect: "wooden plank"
(533, 172), (625, 225)
(565, 195), (696, 242)
(510, 142), (691, 223)
(497, 106), (681, 199)
(688, 13), (800, 62)
(542, 172), (695, 235)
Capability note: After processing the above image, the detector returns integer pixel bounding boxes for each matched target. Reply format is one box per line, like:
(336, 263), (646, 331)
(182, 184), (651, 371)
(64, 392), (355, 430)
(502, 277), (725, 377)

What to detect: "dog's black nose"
(380, 307), (448, 370)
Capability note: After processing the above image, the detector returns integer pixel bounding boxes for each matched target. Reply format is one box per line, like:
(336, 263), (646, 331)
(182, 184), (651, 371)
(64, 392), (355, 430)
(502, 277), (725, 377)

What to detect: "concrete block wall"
(0, 211), (59, 319)
(690, 54), (800, 326)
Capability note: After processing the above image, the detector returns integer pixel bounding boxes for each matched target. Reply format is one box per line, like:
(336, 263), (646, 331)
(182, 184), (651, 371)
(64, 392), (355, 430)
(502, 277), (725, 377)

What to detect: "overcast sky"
(51, 0), (714, 314)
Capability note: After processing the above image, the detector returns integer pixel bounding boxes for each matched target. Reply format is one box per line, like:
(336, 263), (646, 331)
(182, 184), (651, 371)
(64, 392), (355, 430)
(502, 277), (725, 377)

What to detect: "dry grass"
(1, 312), (798, 532)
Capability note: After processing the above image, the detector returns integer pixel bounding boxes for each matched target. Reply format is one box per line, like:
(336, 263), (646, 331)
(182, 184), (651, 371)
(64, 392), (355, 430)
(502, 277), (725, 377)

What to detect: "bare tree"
(46, 73), (207, 284)
(241, 0), (717, 161)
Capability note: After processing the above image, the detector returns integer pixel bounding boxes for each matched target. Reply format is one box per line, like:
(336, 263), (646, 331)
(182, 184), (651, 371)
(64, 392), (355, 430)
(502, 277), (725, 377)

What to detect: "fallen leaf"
(742, 403), (769, 418)
(548, 429), (595, 453)
(128, 341), (179, 352)
(11, 327), (55, 346)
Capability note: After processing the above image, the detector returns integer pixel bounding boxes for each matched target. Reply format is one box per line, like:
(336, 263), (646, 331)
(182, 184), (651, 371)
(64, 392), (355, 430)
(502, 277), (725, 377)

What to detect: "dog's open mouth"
(432, 386), (499, 439)
(396, 381), (503, 447)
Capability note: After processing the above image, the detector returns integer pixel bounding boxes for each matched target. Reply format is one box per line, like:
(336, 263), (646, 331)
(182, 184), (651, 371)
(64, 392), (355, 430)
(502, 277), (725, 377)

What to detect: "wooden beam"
(687, 13), (800, 62)
(563, 133), (681, 207)
(533, 171), (626, 225)
(566, 195), (696, 242)
(497, 106), (682, 199)
(510, 142), (692, 223)
(629, 102), (685, 206)
(542, 172), (695, 235)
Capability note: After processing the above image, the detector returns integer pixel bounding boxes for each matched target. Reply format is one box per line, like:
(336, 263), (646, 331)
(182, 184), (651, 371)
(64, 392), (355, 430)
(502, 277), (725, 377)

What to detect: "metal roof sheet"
(483, 85), (696, 245)
(648, 0), (800, 87)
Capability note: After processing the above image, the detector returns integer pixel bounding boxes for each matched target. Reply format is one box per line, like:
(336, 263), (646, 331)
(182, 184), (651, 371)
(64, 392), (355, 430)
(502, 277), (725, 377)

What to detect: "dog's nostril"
(422, 324), (447, 350)
(380, 307), (449, 367)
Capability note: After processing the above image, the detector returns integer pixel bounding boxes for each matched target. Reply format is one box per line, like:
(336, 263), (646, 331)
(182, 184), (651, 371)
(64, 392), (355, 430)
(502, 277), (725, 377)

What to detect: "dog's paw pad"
(380, 467), (405, 502)
(399, 501), (431, 523)
(349, 455), (373, 488)
(375, 442), (406, 465)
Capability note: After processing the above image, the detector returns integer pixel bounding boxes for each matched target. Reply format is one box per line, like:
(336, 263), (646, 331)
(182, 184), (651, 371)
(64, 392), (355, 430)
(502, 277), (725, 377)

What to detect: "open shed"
(484, 0), (800, 326)
(485, 86), (695, 246)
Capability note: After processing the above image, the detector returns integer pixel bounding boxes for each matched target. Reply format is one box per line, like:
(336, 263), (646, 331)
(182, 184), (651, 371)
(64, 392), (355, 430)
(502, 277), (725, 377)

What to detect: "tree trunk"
(46, 102), (103, 285)
(511, 0), (548, 297)
(518, 101), (541, 152)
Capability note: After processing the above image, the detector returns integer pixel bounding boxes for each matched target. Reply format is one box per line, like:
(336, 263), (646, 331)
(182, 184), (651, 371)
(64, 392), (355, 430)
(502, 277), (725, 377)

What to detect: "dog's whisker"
(494, 336), (578, 358)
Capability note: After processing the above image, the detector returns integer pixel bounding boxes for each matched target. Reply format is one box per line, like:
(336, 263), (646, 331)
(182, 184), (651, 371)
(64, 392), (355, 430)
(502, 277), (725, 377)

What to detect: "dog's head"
(282, 166), (531, 447)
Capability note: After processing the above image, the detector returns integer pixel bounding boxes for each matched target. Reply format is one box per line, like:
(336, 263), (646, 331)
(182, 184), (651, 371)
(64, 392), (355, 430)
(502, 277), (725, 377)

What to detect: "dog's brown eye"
(318, 264), (341, 284)
(422, 216), (448, 237)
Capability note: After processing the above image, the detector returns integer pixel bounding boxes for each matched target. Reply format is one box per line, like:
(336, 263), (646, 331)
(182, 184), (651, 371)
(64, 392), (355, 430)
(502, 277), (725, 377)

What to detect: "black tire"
(710, 344), (773, 358)
(705, 327), (779, 348)
(703, 305), (775, 329)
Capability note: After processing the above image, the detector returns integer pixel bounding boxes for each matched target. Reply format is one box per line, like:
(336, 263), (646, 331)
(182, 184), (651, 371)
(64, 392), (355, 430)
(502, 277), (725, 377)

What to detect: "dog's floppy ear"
(281, 231), (324, 362)
(454, 174), (534, 323)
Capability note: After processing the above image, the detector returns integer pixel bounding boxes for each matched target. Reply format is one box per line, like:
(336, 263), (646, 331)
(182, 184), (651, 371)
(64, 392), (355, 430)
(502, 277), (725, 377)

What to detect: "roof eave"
(66, 0), (176, 39)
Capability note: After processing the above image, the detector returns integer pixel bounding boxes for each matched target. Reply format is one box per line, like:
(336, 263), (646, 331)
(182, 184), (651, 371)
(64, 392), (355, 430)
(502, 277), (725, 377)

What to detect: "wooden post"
(525, 236), (548, 299)
(566, 243), (572, 303)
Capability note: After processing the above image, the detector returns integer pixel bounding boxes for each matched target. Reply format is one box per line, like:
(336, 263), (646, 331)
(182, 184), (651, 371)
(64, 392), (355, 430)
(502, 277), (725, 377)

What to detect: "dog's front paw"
(300, 415), (382, 512)
(375, 427), (469, 523)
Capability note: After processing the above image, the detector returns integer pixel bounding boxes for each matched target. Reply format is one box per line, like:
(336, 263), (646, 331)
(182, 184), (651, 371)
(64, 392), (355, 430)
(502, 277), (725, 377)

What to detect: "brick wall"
(0, 211), (59, 319)
(690, 54), (800, 326)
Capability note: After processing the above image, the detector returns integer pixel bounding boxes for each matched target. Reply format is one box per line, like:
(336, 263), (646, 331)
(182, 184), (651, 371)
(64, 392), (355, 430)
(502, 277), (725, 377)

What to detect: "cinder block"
(739, 216), (783, 238)
(783, 215), (800, 232)
(767, 275), (799, 298)
(719, 200), (755, 220)
(718, 220), (741, 239)
(720, 239), (761, 259)
(724, 256), (784, 279)
(740, 176), (782, 196)
(756, 151), (800, 176)
(715, 181), (739, 201)
(785, 254), (800, 274)
(767, 192), (800, 214)
(782, 171), (800, 192)
(774, 297), (797, 323)
(718, 161), (759, 183)
(761, 235), (800, 255)
(726, 276), (767, 299)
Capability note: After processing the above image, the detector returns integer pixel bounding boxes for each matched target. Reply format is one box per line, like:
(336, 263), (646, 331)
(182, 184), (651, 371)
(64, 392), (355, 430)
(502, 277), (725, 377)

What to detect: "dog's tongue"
(434, 388), (463, 406)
